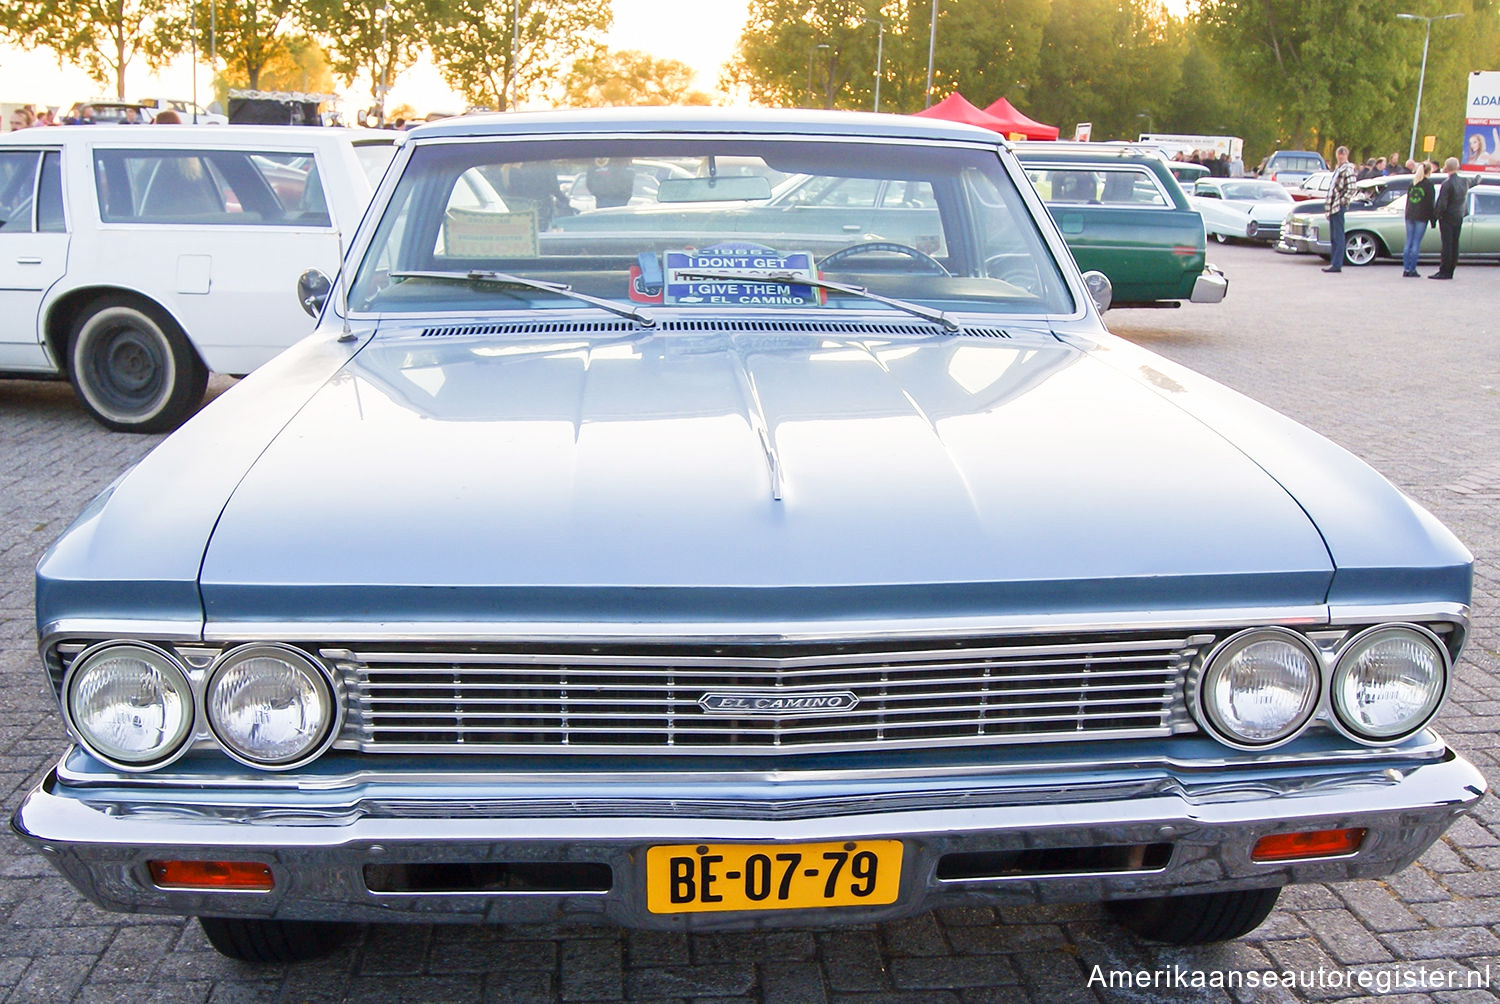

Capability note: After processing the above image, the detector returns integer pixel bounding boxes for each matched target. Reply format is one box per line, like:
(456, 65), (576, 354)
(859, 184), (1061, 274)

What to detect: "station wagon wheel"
(819, 241), (951, 276)
(67, 297), (208, 433)
(198, 917), (358, 963)
(1107, 886), (1281, 945)
(1343, 231), (1380, 266)
(1212, 232), (1230, 244)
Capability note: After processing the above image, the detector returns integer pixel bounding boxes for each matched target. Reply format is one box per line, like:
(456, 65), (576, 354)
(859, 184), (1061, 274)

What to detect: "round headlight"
(66, 642), (194, 768)
(206, 645), (337, 768)
(1198, 628), (1320, 748)
(1332, 625), (1446, 742)
(1246, 221), (1259, 238)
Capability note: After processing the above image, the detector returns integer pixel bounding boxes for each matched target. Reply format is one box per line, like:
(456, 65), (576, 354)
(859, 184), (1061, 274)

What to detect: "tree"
(13, 0), (184, 99)
(181, 0), (303, 92)
(213, 34), (335, 106)
(426, 0), (611, 111)
(725, 0), (888, 110)
(300, 0), (443, 118)
(564, 49), (711, 107)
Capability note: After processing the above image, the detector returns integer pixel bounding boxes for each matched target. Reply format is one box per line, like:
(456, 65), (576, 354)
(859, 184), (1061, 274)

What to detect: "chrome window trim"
(1023, 161), (1176, 210)
(335, 129), (1091, 326)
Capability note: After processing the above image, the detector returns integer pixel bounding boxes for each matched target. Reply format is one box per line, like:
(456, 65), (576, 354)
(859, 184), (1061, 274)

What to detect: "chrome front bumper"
(11, 743), (1484, 931)
(1189, 264), (1228, 303)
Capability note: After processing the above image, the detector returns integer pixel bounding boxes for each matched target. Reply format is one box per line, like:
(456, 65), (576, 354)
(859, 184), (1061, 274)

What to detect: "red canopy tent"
(912, 93), (1011, 131)
(981, 97), (1060, 141)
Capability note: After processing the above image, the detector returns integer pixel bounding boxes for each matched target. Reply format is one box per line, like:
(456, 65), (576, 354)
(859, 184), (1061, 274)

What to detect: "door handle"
(16, 256), (43, 265)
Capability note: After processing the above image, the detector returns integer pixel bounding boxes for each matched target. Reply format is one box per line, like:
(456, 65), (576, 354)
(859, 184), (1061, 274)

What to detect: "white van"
(0, 125), (394, 430)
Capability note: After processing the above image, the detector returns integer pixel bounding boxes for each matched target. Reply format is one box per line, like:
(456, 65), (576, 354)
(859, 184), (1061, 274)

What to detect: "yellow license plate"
(646, 840), (903, 914)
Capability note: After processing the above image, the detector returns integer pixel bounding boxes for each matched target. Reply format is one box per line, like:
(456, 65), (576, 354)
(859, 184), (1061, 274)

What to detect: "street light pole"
(807, 43), (830, 109)
(1397, 12), (1463, 164)
(858, 16), (884, 113)
(924, 0), (938, 108)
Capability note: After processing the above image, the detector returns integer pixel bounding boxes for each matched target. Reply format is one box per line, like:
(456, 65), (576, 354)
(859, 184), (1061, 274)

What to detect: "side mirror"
(298, 269), (332, 318)
(1081, 270), (1112, 313)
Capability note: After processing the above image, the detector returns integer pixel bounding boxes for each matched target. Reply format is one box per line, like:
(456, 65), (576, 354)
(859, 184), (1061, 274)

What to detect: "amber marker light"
(1252, 828), (1366, 862)
(149, 860), (274, 890)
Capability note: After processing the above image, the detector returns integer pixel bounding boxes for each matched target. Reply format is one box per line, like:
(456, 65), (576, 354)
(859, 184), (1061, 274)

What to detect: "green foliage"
(13, 0), (184, 99)
(426, 0), (611, 111)
(300, 0), (443, 108)
(177, 0), (303, 92)
(564, 49), (711, 107)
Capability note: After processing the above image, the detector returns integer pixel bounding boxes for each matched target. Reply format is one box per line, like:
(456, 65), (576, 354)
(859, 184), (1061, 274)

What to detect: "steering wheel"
(819, 241), (951, 276)
(984, 253), (1043, 295)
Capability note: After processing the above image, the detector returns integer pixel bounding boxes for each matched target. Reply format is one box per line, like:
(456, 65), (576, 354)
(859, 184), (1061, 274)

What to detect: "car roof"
(406, 107), (1010, 146)
(0, 125), (390, 147)
(1019, 141), (1166, 161)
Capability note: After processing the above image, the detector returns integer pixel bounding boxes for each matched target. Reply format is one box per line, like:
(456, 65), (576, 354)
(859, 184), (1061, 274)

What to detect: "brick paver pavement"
(1, 243), (1496, 1002)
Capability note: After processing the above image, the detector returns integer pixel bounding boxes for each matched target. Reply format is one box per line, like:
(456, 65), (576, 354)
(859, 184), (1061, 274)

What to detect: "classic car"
(1190, 178), (1295, 244)
(13, 109), (1482, 966)
(0, 125), (395, 432)
(1016, 144), (1226, 304)
(1167, 161), (1209, 185)
(1289, 170), (1332, 202)
(1283, 181), (1500, 264)
(1275, 173), (1422, 254)
(1257, 149), (1327, 188)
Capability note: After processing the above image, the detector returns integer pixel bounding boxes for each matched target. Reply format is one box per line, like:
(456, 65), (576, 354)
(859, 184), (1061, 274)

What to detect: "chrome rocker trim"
(12, 748), (1484, 931)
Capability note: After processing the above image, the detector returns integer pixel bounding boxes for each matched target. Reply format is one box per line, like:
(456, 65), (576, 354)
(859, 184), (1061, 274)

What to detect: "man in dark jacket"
(1430, 157), (1470, 279)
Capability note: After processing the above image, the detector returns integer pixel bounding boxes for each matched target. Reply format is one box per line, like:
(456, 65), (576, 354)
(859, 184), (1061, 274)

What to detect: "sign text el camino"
(699, 691), (860, 716)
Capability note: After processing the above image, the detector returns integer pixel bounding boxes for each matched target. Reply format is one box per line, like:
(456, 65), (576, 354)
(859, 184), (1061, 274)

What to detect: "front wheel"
(1106, 887), (1281, 945)
(198, 917), (357, 963)
(67, 297), (208, 433)
(1343, 231), (1380, 266)
(1212, 232), (1229, 244)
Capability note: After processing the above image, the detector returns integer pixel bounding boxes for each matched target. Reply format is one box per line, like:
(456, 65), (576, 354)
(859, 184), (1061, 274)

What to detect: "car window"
(0, 150), (40, 232)
(351, 138), (1074, 317)
(1221, 182), (1292, 202)
(1028, 167), (1168, 207)
(354, 140), (397, 188)
(93, 148), (332, 226)
(1472, 190), (1500, 217)
(37, 151), (65, 232)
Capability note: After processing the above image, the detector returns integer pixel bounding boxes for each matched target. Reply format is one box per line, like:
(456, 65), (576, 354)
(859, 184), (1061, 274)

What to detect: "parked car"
(64, 100), (155, 124)
(1274, 173), (1429, 254)
(1283, 181), (1500, 265)
(0, 124), (395, 431)
(1190, 177), (1295, 244)
(1017, 144), (1226, 304)
(1167, 161), (1210, 185)
(1257, 150), (1327, 188)
(138, 97), (230, 125)
(1289, 170), (1332, 201)
(13, 108), (1482, 965)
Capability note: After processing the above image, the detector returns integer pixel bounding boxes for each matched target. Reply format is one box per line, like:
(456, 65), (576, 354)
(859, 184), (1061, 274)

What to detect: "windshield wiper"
(391, 269), (655, 327)
(672, 269), (960, 332)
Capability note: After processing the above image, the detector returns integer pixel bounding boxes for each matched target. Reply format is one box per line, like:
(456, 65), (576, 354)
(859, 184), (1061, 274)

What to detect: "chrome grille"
(323, 634), (1208, 755)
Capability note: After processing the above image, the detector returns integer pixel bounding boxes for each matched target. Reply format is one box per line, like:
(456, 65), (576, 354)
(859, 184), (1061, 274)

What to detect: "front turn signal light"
(148, 860), (274, 890)
(1252, 828), (1366, 862)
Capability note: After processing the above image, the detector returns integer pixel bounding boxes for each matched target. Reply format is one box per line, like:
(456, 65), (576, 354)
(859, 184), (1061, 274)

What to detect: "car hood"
(196, 322), (1336, 625)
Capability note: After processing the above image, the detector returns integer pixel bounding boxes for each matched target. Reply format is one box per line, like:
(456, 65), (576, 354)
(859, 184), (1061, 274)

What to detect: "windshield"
(348, 137), (1074, 317)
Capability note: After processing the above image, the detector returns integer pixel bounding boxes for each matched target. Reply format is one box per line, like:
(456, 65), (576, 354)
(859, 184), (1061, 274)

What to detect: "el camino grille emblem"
(699, 691), (860, 716)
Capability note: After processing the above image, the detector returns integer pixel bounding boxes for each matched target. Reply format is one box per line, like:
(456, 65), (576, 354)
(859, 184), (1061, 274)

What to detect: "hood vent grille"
(418, 319), (1009, 340)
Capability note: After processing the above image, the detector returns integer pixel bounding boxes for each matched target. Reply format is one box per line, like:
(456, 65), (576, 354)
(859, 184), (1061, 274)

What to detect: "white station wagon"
(0, 125), (394, 431)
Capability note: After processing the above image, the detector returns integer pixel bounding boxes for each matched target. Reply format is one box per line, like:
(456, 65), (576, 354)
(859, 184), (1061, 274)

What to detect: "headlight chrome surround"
(1192, 627), (1322, 750)
(63, 641), (196, 770)
(204, 644), (341, 770)
(1330, 624), (1448, 744)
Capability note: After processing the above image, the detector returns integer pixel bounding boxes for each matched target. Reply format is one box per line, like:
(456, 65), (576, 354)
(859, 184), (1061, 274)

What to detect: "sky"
(0, 0), (753, 116)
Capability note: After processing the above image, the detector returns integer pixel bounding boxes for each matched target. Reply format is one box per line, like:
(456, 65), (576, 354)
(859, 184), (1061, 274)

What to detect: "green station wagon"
(1017, 145), (1226, 305)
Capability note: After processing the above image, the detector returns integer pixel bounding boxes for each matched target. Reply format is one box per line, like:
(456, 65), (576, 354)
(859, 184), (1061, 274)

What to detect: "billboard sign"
(1463, 71), (1500, 173)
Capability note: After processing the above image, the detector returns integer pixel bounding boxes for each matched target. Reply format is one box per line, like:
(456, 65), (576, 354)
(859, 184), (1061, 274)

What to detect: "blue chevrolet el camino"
(12, 109), (1484, 963)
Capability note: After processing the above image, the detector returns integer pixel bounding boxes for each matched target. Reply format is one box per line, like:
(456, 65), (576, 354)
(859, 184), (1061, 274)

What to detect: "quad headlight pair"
(63, 643), (338, 771)
(1194, 624), (1448, 750)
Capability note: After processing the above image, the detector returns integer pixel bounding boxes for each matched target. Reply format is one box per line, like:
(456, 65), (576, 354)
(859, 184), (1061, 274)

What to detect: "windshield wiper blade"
(391, 269), (655, 327)
(673, 269), (960, 331)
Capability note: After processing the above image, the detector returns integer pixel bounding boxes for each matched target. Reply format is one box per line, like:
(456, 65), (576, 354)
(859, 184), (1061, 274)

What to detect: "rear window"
(93, 148), (332, 226)
(1025, 166), (1169, 207)
(1269, 155), (1323, 173)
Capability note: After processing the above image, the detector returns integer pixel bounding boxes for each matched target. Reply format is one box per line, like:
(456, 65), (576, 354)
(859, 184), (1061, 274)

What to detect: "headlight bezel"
(204, 643), (342, 770)
(1189, 626), (1323, 751)
(1328, 623), (1449, 746)
(62, 640), (197, 771)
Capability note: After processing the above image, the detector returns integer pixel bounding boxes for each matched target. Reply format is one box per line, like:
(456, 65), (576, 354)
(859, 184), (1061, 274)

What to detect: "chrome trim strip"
(200, 606), (1333, 645)
(50, 732), (1455, 793)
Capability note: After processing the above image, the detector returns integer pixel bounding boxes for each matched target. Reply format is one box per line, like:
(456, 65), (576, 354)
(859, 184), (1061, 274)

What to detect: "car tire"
(197, 917), (357, 963)
(1343, 232), (1380, 266)
(67, 297), (208, 433)
(1106, 886), (1281, 945)
(1212, 232), (1229, 244)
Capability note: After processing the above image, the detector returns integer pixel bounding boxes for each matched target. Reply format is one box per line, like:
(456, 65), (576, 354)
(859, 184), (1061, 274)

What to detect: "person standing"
(1430, 156), (1470, 279)
(1324, 146), (1357, 273)
(1401, 162), (1437, 277)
